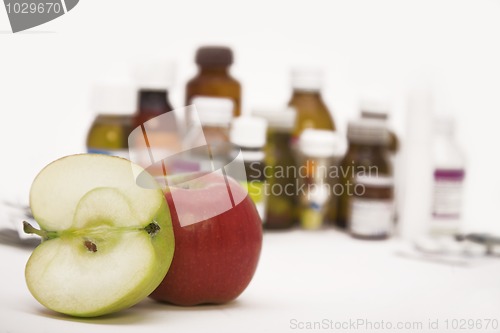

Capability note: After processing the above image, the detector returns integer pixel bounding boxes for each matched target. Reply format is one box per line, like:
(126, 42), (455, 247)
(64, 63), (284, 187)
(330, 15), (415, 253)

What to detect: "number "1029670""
(6, 2), (62, 14)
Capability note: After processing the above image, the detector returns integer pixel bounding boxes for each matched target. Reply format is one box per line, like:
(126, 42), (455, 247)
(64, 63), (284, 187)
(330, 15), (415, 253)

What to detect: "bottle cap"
(192, 96), (234, 126)
(196, 46), (233, 67)
(291, 67), (324, 91)
(252, 107), (296, 130)
(360, 96), (391, 121)
(91, 64), (136, 115)
(230, 116), (268, 148)
(347, 119), (389, 145)
(299, 129), (340, 158)
(133, 58), (175, 90)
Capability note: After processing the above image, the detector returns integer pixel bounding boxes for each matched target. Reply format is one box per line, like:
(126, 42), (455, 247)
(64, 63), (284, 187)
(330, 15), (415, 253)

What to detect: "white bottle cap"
(291, 67), (324, 91)
(192, 96), (234, 126)
(252, 107), (296, 130)
(360, 95), (391, 120)
(133, 58), (175, 90)
(91, 64), (136, 115)
(347, 119), (389, 145)
(230, 116), (268, 148)
(299, 129), (340, 158)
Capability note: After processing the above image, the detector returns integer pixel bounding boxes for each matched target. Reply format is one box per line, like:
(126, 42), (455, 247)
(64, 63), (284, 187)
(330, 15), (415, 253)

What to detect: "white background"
(1, 0), (500, 234)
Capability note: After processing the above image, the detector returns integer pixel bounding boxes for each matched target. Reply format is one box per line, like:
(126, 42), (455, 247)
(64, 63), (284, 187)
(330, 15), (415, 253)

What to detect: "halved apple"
(24, 154), (174, 317)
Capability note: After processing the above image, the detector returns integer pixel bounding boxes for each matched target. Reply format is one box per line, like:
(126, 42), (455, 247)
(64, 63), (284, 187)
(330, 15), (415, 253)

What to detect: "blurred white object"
(399, 86), (434, 241)
(290, 67), (324, 92)
(230, 116), (268, 149)
(192, 96), (234, 127)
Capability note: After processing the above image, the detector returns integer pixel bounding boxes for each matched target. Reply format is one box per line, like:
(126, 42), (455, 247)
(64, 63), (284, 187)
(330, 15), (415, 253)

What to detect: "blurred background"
(0, 0), (500, 235)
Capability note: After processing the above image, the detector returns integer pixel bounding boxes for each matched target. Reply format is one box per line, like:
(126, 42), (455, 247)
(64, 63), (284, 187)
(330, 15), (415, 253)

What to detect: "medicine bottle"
(298, 129), (340, 230)
(336, 119), (391, 229)
(86, 76), (136, 159)
(349, 175), (394, 240)
(131, 59), (180, 176)
(184, 96), (234, 171)
(253, 108), (297, 229)
(230, 117), (268, 220)
(288, 68), (335, 143)
(429, 117), (466, 236)
(186, 46), (241, 120)
(360, 97), (398, 154)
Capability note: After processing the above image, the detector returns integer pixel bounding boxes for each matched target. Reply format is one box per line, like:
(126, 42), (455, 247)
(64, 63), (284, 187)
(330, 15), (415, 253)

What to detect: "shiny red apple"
(150, 171), (263, 306)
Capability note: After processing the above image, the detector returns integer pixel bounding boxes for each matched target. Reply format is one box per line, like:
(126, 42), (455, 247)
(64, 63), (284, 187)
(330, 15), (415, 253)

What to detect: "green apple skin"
(24, 154), (175, 317)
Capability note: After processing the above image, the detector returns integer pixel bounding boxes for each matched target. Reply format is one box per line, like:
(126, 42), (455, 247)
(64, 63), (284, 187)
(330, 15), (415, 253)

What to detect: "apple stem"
(23, 221), (55, 240)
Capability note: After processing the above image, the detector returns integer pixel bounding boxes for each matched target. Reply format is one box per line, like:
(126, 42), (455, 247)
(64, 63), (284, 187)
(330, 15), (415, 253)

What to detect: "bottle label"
(432, 169), (465, 219)
(350, 198), (394, 237)
(87, 148), (130, 160)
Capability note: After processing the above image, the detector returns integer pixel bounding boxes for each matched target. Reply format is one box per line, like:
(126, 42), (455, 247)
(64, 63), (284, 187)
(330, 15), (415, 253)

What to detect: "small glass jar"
(336, 119), (392, 229)
(349, 174), (394, 240)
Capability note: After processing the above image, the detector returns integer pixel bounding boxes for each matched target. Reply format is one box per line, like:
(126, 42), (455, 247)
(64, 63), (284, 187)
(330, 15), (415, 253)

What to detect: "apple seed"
(84, 240), (98, 253)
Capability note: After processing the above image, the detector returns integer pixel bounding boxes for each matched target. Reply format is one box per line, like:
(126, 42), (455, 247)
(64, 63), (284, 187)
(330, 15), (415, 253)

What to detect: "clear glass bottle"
(253, 107), (297, 229)
(86, 74), (136, 159)
(430, 116), (466, 235)
(186, 46), (241, 121)
(288, 68), (335, 143)
(298, 129), (340, 230)
(336, 119), (392, 230)
(230, 116), (268, 220)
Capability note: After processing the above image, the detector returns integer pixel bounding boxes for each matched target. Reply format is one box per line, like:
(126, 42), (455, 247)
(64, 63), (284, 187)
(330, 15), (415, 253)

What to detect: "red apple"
(149, 171), (263, 306)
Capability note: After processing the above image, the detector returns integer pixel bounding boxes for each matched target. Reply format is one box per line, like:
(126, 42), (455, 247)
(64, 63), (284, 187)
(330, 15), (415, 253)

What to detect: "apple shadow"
(28, 297), (246, 325)
(34, 304), (157, 325)
(137, 297), (244, 313)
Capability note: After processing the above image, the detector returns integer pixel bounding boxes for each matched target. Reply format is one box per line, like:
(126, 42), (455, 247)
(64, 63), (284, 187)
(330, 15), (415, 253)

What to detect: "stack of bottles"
(85, 45), (466, 241)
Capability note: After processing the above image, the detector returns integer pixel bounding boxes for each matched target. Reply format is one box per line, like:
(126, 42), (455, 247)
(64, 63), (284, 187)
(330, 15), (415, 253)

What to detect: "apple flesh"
(150, 172), (262, 306)
(25, 154), (174, 317)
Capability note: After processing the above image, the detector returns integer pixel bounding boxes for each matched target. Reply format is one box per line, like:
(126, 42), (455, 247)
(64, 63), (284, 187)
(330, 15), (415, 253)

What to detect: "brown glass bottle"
(186, 46), (241, 118)
(349, 175), (394, 240)
(287, 68), (335, 141)
(336, 120), (391, 229)
(132, 89), (180, 177)
(134, 90), (173, 126)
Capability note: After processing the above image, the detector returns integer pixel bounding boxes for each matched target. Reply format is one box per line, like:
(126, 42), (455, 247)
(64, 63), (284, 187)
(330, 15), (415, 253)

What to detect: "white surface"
(1, 230), (499, 333)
